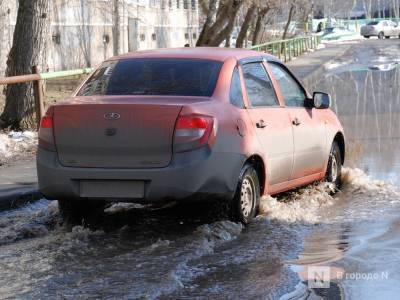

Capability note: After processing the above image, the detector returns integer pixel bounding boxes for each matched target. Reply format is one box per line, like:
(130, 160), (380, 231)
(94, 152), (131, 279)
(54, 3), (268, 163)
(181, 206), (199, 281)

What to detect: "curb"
(0, 185), (42, 211)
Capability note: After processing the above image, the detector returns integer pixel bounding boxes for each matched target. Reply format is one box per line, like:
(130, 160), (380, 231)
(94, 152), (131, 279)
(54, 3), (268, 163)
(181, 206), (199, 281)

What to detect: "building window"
(140, 34), (146, 41)
(185, 33), (189, 40)
(191, 0), (196, 10)
(183, 0), (188, 9)
(152, 33), (157, 41)
(103, 34), (110, 44)
(52, 33), (61, 44)
(177, 0), (180, 8)
(161, 0), (165, 9)
(168, 0), (172, 8)
(193, 33), (197, 40)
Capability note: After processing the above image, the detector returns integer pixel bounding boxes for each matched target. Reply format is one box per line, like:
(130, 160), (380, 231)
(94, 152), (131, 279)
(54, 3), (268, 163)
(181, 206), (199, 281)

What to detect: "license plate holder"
(79, 180), (145, 198)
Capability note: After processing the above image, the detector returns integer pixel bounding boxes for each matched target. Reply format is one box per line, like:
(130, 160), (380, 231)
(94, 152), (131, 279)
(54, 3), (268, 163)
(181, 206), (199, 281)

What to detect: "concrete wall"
(0, 0), (199, 74)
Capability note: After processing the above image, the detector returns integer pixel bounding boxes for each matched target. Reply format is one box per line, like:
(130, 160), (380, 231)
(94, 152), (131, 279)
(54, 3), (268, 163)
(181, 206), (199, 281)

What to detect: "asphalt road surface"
(1, 39), (400, 299)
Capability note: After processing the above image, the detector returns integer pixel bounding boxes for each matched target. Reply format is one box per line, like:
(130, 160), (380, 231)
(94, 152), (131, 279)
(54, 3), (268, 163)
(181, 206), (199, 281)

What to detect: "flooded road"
(1, 39), (400, 299)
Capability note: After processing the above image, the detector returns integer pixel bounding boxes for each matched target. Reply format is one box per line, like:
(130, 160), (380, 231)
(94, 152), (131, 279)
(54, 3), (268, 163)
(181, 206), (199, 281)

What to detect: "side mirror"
(313, 92), (331, 109)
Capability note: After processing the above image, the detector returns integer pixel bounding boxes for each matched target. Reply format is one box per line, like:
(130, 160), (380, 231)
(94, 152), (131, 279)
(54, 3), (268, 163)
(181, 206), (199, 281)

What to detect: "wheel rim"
(240, 177), (255, 218)
(331, 154), (338, 183)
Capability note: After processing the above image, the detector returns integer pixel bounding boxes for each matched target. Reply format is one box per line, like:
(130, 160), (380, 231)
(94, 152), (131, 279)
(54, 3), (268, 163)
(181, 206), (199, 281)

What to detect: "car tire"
(378, 32), (385, 39)
(58, 199), (106, 223)
(230, 164), (260, 224)
(326, 142), (342, 190)
(385, 36), (390, 39)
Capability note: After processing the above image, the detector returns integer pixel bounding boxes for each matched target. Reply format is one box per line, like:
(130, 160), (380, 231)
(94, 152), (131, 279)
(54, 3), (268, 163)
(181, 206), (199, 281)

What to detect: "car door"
(389, 21), (399, 36)
(269, 62), (326, 180)
(383, 21), (390, 36)
(240, 60), (294, 186)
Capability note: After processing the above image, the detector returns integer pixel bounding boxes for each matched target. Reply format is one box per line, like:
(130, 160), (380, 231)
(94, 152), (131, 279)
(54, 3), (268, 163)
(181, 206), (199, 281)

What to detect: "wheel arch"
(333, 132), (345, 165)
(244, 155), (266, 195)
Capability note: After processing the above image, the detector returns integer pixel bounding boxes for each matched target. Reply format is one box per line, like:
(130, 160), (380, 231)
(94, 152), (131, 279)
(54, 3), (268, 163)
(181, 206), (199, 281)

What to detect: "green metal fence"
(40, 67), (93, 80)
(250, 35), (322, 62)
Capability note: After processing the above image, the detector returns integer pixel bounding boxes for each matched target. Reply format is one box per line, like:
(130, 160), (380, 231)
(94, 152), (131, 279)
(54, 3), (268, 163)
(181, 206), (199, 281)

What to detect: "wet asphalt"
(1, 39), (400, 299)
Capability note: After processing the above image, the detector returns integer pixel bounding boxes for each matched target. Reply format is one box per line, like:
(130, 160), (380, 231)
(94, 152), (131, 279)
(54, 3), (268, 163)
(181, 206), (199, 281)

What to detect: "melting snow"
(0, 131), (37, 165)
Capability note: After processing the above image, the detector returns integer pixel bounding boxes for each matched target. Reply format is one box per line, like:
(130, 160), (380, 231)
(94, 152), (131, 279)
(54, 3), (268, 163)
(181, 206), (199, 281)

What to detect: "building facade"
(0, 0), (199, 74)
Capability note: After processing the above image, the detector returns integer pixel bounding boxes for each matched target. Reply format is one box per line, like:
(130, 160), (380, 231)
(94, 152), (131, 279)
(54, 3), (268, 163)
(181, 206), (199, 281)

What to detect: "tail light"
(38, 107), (56, 151)
(173, 114), (215, 152)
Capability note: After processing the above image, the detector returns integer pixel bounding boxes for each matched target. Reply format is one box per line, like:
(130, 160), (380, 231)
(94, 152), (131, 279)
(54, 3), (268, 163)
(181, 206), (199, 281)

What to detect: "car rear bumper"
(37, 147), (246, 203)
(361, 28), (379, 36)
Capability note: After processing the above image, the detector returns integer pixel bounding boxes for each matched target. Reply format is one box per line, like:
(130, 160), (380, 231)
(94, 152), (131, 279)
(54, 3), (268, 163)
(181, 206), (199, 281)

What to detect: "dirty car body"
(37, 48), (345, 222)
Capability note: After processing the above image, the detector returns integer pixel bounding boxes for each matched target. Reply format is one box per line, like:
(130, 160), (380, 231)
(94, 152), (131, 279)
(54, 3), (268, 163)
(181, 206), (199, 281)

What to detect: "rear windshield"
(367, 21), (379, 25)
(77, 59), (223, 97)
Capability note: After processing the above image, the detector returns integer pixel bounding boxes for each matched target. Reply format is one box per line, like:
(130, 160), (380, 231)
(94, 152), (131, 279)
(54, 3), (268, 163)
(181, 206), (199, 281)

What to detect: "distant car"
(37, 48), (345, 224)
(361, 20), (400, 39)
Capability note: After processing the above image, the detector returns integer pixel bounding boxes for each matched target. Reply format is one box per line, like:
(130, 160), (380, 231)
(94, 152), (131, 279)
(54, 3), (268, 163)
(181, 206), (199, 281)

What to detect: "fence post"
(32, 66), (45, 130)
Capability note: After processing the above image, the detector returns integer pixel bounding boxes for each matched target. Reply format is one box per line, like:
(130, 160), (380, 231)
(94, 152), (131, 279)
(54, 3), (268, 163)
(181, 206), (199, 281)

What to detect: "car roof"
(109, 47), (279, 63)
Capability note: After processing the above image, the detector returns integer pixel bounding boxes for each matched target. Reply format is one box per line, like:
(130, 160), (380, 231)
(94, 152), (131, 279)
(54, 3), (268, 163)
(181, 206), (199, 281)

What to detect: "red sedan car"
(37, 48), (345, 224)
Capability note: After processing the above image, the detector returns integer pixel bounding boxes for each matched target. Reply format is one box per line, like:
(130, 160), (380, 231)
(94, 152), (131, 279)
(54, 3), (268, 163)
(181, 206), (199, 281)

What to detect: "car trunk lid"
(53, 97), (188, 168)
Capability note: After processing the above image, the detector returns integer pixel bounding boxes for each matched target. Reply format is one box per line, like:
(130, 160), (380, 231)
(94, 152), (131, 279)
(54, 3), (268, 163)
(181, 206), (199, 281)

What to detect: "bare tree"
(362, 0), (373, 18)
(282, 2), (295, 40)
(236, 4), (257, 48)
(113, 0), (120, 56)
(76, 0), (93, 67)
(0, 0), (49, 130)
(197, 0), (244, 46)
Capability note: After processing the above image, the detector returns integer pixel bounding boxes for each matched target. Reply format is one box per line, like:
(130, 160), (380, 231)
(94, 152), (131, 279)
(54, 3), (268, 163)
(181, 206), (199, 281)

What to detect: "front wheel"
(378, 32), (385, 39)
(230, 164), (260, 224)
(326, 142), (342, 189)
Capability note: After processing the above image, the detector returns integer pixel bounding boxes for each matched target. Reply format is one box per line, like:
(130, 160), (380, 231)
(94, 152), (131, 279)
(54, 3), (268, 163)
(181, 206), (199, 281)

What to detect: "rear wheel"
(326, 142), (342, 189)
(378, 32), (385, 39)
(231, 164), (260, 224)
(58, 199), (107, 224)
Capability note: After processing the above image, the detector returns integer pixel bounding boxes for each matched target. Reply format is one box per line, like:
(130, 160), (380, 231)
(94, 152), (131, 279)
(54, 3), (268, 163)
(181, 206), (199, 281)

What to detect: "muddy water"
(285, 40), (400, 299)
(1, 41), (400, 299)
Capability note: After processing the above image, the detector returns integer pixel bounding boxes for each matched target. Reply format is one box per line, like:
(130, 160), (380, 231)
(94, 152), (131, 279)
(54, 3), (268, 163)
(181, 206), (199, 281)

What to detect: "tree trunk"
(225, 35), (231, 47)
(282, 4), (295, 41)
(252, 8), (269, 46)
(200, 1), (232, 45)
(208, 0), (243, 46)
(196, 0), (218, 46)
(236, 5), (256, 48)
(0, 0), (49, 130)
(113, 0), (120, 56)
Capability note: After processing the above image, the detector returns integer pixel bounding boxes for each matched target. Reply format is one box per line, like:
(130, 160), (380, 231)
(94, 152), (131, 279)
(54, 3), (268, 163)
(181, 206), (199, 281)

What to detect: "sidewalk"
(0, 160), (40, 210)
(287, 43), (351, 90)
(0, 42), (353, 210)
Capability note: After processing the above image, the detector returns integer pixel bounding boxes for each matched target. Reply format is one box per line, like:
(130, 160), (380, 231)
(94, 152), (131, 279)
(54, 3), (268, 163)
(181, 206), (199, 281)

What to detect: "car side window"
(242, 62), (279, 107)
(230, 68), (245, 108)
(269, 63), (306, 107)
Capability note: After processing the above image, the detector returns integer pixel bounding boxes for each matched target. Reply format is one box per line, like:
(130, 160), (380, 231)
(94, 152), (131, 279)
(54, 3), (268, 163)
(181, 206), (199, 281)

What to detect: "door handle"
(256, 120), (268, 128)
(292, 118), (301, 126)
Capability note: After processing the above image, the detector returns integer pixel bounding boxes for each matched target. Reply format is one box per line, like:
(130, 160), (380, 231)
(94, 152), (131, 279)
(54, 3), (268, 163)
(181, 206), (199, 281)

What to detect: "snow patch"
(0, 131), (37, 165)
